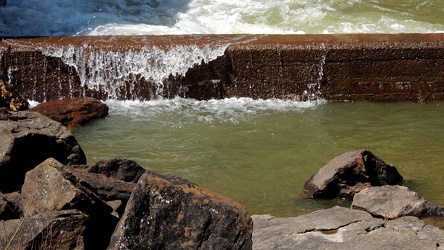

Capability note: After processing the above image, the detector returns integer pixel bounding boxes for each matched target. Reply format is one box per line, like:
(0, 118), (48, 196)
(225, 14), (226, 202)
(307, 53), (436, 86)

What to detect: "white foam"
(27, 100), (40, 108)
(40, 43), (229, 99)
(104, 97), (327, 124)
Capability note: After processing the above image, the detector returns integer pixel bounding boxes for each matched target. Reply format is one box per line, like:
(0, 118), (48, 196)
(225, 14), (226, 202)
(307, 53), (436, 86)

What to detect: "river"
(1, 0), (443, 36)
(73, 99), (444, 216)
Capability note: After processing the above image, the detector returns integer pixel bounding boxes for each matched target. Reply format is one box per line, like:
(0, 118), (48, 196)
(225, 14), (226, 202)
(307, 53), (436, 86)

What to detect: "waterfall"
(40, 43), (230, 99)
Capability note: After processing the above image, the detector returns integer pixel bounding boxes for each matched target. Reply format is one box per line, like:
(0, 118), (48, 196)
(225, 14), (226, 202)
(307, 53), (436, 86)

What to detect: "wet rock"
(303, 149), (403, 200)
(252, 206), (444, 250)
(0, 210), (88, 250)
(108, 171), (253, 250)
(30, 97), (108, 129)
(0, 80), (28, 111)
(0, 111), (86, 193)
(4, 34), (444, 102)
(351, 185), (444, 219)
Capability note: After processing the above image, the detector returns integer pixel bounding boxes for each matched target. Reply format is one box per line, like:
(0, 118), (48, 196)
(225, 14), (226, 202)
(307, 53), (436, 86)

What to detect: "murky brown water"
(73, 99), (444, 217)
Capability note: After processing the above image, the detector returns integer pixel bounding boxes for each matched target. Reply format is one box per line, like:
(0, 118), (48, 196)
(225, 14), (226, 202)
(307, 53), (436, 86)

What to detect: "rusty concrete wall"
(0, 34), (443, 102)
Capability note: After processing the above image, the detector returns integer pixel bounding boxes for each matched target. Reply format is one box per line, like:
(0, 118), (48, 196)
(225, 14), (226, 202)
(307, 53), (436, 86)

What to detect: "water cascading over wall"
(1, 34), (444, 102)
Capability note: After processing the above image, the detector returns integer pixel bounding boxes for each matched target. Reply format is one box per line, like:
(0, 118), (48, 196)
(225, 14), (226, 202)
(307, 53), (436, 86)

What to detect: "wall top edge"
(1, 33), (443, 52)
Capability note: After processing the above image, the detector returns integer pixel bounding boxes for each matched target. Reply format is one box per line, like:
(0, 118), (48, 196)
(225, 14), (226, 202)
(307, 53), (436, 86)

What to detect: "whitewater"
(1, 0), (443, 36)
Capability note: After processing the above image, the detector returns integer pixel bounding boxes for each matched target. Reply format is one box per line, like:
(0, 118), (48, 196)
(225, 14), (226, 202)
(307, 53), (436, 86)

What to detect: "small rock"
(108, 171), (253, 249)
(351, 185), (444, 219)
(304, 149), (403, 199)
(30, 97), (108, 129)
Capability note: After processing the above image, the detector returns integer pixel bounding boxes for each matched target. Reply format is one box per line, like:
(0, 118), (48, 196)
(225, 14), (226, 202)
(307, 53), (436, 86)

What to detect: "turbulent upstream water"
(1, 0), (444, 36)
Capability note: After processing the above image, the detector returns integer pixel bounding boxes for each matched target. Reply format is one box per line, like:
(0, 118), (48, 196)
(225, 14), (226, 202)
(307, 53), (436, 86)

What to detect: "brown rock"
(108, 171), (253, 250)
(351, 185), (444, 219)
(0, 210), (88, 250)
(75, 158), (145, 183)
(0, 191), (21, 220)
(0, 110), (86, 193)
(304, 149), (403, 200)
(30, 97), (108, 129)
(21, 158), (119, 249)
(0, 80), (28, 111)
(21, 158), (112, 217)
(66, 159), (145, 216)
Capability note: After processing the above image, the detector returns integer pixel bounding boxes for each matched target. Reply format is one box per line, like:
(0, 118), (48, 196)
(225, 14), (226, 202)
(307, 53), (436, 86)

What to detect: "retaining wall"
(1, 34), (443, 102)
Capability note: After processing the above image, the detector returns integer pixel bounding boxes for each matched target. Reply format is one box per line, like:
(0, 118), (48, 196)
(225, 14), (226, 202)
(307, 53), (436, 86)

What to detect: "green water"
(73, 100), (444, 217)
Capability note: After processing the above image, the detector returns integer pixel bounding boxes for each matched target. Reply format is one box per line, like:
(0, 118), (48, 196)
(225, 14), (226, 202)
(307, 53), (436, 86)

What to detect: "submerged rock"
(108, 171), (253, 250)
(304, 149), (403, 200)
(252, 206), (444, 250)
(30, 97), (109, 129)
(351, 185), (444, 219)
(0, 111), (86, 193)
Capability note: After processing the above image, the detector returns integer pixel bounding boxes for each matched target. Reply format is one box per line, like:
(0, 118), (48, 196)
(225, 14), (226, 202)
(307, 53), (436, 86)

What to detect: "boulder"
(108, 171), (253, 250)
(21, 158), (112, 217)
(252, 206), (444, 250)
(0, 210), (88, 250)
(351, 185), (444, 219)
(304, 149), (403, 200)
(0, 110), (86, 193)
(30, 97), (109, 129)
(65, 159), (146, 216)
(0, 80), (28, 111)
(21, 158), (119, 249)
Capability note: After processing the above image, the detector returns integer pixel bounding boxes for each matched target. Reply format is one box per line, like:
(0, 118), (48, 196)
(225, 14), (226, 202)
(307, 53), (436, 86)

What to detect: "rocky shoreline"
(0, 109), (252, 249)
(0, 94), (443, 249)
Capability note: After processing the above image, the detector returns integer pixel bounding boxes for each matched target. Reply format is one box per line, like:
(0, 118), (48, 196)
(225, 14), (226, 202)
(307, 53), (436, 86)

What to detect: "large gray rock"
(0, 110), (86, 193)
(108, 171), (253, 250)
(304, 149), (403, 200)
(351, 185), (444, 219)
(252, 206), (444, 250)
(0, 210), (88, 250)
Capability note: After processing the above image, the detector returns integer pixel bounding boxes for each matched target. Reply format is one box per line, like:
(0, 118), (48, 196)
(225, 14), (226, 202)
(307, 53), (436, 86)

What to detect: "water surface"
(73, 99), (444, 216)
